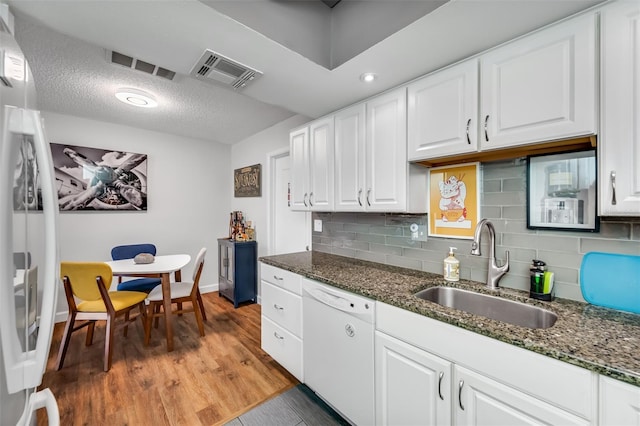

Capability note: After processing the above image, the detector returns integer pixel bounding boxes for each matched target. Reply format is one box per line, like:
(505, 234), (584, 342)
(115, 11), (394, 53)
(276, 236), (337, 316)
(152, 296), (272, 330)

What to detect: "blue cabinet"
(218, 238), (257, 308)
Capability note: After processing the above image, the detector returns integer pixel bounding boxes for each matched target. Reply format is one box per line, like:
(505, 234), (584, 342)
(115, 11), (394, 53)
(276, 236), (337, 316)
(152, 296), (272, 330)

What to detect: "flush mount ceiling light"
(115, 88), (158, 108)
(359, 72), (377, 83)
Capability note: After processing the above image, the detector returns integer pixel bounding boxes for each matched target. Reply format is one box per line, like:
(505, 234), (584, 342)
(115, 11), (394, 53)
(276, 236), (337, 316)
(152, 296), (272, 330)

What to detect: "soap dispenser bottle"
(444, 247), (459, 282)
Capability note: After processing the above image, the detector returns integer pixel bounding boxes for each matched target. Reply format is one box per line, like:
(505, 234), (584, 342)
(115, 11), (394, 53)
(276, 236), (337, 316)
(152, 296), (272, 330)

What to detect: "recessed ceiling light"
(360, 72), (377, 83)
(115, 88), (158, 108)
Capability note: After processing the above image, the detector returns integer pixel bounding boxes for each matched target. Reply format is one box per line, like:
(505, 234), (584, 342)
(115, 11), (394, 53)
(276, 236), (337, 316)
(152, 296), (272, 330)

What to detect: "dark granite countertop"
(260, 251), (640, 387)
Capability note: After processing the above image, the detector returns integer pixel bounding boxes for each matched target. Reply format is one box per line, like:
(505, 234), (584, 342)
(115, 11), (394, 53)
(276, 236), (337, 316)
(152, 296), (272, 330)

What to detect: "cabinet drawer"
(261, 281), (302, 338)
(261, 315), (303, 382)
(260, 263), (302, 295)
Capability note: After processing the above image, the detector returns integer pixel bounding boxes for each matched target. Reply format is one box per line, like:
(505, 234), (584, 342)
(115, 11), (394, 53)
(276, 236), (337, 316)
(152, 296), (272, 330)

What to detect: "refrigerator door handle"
(0, 107), (59, 393)
(18, 388), (60, 426)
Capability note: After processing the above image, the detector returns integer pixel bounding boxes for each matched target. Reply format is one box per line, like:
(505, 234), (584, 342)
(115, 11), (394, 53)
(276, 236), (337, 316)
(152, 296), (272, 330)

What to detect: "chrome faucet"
(471, 219), (509, 290)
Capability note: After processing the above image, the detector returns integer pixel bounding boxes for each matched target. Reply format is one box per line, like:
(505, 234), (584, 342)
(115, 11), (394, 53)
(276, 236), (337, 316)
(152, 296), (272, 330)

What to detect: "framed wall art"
(527, 149), (599, 232)
(50, 143), (148, 211)
(428, 162), (480, 239)
(234, 164), (261, 197)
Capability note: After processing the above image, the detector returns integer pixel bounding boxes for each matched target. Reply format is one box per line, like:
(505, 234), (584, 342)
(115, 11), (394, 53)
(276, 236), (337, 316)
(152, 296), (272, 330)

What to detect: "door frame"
(266, 147), (311, 256)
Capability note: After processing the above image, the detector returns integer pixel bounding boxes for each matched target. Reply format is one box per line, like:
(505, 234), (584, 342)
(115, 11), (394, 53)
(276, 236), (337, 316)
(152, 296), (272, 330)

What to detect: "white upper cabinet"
(480, 12), (597, 150)
(366, 88), (411, 212)
(599, 0), (640, 215)
(334, 88), (427, 213)
(335, 103), (366, 211)
(289, 117), (334, 211)
(408, 58), (479, 161)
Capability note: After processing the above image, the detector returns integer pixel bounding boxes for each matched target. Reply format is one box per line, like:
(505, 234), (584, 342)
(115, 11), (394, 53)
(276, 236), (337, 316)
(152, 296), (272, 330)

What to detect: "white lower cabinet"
(455, 366), (589, 426)
(259, 263), (303, 382)
(375, 331), (451, 426)
(599, 376), (640, 425)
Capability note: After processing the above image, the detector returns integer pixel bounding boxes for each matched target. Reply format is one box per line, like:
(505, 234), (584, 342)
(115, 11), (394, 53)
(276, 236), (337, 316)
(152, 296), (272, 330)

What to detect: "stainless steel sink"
(414, 286), (557, 329)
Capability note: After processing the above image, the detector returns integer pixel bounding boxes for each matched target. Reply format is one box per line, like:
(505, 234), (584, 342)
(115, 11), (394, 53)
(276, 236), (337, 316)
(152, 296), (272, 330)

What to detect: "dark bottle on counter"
(530, 260), (546, 294)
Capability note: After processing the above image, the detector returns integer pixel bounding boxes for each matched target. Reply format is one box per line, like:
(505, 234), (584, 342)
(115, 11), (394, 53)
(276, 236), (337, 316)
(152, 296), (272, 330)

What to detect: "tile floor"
(224, 384), (349, 426)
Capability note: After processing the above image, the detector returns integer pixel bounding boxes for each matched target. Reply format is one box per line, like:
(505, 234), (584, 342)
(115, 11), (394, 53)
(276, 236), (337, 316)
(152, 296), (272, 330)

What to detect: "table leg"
(161, 272), (174, 352)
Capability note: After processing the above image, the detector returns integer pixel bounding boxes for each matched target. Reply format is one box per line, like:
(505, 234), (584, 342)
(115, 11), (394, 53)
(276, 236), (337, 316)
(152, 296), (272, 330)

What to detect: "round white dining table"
(105, 254), (191, 352)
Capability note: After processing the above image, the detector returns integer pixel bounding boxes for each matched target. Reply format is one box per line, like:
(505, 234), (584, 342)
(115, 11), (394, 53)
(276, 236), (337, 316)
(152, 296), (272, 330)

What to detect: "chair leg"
(104, 313), (115, 372)
(177, 302), (183, 316)
(153, 304), (161, 329)
(144, 302), (155, 346)
(123, 310), (130, 337)
(196, 289), (207, 322)
(192, 296), (205, 337)
(56, 312), (76, 371)
(85, 321), (95, 346)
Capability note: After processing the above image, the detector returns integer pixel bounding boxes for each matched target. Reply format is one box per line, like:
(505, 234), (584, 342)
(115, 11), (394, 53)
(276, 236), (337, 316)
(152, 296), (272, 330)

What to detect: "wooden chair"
(110, 243), (161, 292)
(145, 248), (207, 344)
(57, 262), (147, 372)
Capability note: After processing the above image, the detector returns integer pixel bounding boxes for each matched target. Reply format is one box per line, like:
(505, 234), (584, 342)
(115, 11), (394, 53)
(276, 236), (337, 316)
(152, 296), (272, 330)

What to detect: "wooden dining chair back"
(110, 243), (161, 292)
(145, 248), (207, 344)
(57, 262), (147, 372)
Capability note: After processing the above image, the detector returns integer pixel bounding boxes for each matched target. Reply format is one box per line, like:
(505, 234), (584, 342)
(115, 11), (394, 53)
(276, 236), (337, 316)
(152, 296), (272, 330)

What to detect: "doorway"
(268, 149), (310, 255)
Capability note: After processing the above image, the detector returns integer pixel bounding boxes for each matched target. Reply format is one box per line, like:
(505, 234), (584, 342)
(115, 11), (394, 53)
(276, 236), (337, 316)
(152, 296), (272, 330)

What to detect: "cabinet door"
(366, 87), (408, 211)
(480, 13), (596, 150)
(599, 1), (640, 215)
(335, 103), (366, 211)
(599, 376), (640, 425)
(455, 366), (589, 426)
(408, 59), (478, 161)
(289, 126), (309, 211)
(375, 331), (451, 426)
(308, 117), (334, 211)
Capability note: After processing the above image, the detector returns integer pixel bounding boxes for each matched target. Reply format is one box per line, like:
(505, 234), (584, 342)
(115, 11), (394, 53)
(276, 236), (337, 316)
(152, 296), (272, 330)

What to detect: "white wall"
(43, 112), (231, 318)
(230, 114), (309, 259)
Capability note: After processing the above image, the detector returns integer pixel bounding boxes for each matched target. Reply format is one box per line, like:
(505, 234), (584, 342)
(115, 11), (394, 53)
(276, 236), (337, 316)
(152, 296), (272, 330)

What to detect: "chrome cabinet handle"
(438, 372), (444, 401)
(273, 332), (284, 340)
(366, 189), (371, 207)
(273, 275), (283, 281)
(611, 171), (617, 205)
(303, 193), (308, 207)
(484, 115), (489, 142)
(357, 189), (363, 206)
(273, 304), (284, 311)
(466, 118), (472, 144)
(458, 380), (465, 410)
(309, 192), (314, 207)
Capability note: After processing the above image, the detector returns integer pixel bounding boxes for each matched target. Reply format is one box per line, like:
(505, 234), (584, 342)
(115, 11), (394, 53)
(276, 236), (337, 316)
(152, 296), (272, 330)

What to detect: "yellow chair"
(57, 262), (147, 372)
(144, 248), (207, 345)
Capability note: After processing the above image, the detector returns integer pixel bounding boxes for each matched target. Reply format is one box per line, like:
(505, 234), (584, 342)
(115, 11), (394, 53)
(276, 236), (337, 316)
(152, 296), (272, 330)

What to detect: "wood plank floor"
(37, 292), (298, 426)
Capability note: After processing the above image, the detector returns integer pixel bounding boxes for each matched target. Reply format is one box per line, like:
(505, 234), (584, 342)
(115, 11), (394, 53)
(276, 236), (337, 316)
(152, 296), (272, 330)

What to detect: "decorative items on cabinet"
(218, 238), (257, 308)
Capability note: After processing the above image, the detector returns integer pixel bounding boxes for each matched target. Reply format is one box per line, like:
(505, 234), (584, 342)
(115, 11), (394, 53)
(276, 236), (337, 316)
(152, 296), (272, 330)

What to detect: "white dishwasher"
(302, 278), (375, 426)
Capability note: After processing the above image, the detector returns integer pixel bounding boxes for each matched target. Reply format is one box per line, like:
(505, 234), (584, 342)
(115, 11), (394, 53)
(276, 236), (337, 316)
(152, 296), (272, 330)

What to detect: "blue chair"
(111, 243), (161, 292)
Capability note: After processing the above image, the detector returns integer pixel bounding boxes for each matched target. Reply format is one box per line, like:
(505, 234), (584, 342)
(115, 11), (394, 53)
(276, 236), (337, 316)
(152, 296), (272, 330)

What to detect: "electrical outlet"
(313, 219), (323, 232)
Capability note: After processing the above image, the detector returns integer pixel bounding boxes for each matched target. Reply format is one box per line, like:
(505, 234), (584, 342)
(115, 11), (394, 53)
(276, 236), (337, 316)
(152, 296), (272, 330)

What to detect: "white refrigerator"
(0, 5), (60, 425)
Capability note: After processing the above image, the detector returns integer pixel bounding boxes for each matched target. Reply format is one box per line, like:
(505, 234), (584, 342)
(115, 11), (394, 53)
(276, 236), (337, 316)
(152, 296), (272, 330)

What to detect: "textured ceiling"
(7, 0), (606, 145)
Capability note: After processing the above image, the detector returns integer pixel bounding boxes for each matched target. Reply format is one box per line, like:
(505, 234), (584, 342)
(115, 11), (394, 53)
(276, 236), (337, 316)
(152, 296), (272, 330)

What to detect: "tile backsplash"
(312, 159), (640, 302)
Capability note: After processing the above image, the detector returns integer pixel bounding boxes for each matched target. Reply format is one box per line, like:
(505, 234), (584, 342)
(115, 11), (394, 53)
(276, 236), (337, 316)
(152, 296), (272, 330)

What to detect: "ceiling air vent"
(107, 50), (176, 81)
(190, 49), (262, 90)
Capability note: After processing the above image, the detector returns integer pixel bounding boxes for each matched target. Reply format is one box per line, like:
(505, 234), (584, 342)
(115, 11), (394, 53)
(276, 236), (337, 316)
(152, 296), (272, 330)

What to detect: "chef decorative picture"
(428, 162), (480, 239)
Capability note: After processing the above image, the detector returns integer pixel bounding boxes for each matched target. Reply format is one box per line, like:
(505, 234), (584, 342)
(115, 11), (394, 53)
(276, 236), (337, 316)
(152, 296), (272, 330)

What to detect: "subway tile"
(370, 243), (403, 256)
(312, 236), (322, 244)
(369, 225), (404, 236)
(632, 224), (640, 241)
(499, 246), (537, 263)
(355, 233), (387, 244)
(483, 191), (526, 206)
(386, 255), (422, 271)
(481, 206), (502, 219)
(330, 240), (343, 248)
(422, 260), (443, 275)
(502, 206), (527, 219)
(354, 213), (387, 225)
(536, 250), (583, 270)
(597, 222), (631, 239)
(481, 160), (526, 179)
(498, 274), (529, 292)
(402, 247), (432, 261)
(313, 244), (332, 254)
(325, 222), (345, 232)
(342, 240), (370, 251)
(547, 265), (579, 285)
(536, 235), (581, 252)
(343, 223), (372, 233)
(386, 236), (423, 248)
(355, 250), (386, 264)
(331, 246), (356, 258)
(502, 177), (526, 192)
(553, 282), (586, 303)
(326, 230), (356, 240)
(580, 238), (640, 255)
(328, 212), (358, 223)
(501, 233), (538, 249)
(482, 179), (502, 193)
(385, 214), (428, 227)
